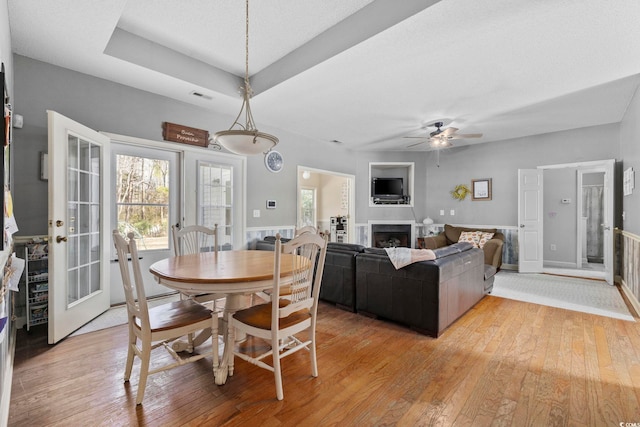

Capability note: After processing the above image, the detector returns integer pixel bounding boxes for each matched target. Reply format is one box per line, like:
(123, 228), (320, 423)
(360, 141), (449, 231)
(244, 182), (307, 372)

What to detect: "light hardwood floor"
(9, 296), (640, 426)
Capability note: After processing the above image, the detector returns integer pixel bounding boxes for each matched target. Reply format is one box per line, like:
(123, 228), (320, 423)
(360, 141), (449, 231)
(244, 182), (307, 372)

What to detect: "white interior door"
(518, 169), (543, 273)
(47, 111), (111, 344)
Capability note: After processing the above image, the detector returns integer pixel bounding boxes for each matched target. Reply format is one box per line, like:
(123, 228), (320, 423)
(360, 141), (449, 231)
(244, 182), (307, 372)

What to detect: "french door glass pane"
(198, 162), (233, 250)
(116, 154), (170, 251)
(67, 134), (102, 306)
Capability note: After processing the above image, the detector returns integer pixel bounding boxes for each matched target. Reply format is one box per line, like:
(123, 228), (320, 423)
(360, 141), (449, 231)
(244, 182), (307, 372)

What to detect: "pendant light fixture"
(211, 0), (279, 155)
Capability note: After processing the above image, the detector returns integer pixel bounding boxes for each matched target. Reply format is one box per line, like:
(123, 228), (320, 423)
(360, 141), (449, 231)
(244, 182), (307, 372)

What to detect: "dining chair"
(227, 232), (328, 400)
(172, 224), (218, 256)
(294, 225), (317, 236)
(113, 230), (219, 405)
(171, 224), (226, 308)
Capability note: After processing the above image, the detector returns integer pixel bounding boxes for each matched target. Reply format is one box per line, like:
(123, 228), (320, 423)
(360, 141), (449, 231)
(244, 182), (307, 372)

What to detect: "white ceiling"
(8, 0), (640, 151)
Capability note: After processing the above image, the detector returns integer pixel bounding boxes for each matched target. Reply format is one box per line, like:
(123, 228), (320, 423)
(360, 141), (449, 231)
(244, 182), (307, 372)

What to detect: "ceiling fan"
(404, 121), (483, 149)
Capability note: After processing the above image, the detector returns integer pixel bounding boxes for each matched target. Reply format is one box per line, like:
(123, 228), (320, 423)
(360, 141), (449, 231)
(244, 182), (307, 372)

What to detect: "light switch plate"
(253, 209), (260, 218)
(450, 209), (455, 216)
(440, 209), (445, 216)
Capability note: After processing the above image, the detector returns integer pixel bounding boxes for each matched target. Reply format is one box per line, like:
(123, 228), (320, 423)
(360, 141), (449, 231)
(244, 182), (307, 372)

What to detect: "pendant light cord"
(242, 0), (257, 133)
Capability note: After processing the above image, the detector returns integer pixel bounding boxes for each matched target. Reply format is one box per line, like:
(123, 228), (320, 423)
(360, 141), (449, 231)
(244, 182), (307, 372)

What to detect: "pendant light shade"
(212, 0), (278, 155)
(214, 130), (278, 156)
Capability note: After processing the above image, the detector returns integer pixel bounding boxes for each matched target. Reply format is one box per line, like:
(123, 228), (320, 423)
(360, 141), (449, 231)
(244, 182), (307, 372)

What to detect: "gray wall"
(11, 54), (628, 240)
(620, 84), (640, 236)
(13, 55), (413, 234)
(543, 168), (577, 264)
(423, 124), (620, 226)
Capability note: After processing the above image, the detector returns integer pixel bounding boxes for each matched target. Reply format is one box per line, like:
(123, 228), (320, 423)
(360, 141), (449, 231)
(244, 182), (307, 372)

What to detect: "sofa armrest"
(420, 233), (447, 249)
(482, 238), (504, 269)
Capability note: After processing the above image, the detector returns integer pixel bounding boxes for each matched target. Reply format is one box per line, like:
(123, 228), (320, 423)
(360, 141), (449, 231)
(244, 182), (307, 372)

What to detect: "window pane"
(116, 154), (170, 250)
(198, 162), (233, 250)
(117, 205), (169, 251)
(300, 188), (316, 226)
(116, 155), (169, 204)
(68, 135), (78, 169)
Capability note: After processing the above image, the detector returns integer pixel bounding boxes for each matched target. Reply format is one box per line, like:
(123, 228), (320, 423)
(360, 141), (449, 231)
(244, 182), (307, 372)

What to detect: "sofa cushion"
(458, 230), (482, 247)
(478, 232), (495, 249)
(432, 241), (473, 258)
(445, 224), (497, 245)
(363, 247), (387, 255)
(328, 242), (365, 253)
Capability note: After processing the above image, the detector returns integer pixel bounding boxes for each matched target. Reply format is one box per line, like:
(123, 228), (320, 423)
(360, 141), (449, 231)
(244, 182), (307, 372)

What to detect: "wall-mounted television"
(371, 177), (404, 199)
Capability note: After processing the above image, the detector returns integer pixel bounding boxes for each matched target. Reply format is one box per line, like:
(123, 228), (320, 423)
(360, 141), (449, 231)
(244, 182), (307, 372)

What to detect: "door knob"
(56, 235), (68, 243)
(520, 224), (525, 228)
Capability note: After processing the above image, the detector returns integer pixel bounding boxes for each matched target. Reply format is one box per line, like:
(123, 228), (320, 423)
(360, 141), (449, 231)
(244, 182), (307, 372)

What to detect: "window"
(115, 154), (170, 250)
(198, 162), (233, 250)
(300, 187), (316, 227)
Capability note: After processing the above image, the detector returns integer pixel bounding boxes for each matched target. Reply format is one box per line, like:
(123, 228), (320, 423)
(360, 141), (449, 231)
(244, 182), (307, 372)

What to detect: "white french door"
(47, 111), (111, 344)
(183, 151), (245, 251)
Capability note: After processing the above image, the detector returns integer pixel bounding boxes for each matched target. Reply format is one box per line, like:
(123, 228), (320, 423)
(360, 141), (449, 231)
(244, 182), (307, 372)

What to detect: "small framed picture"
(472, 178), (492, 201)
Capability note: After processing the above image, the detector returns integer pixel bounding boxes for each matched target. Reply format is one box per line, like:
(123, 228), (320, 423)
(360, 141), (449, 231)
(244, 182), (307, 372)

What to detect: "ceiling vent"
(190, 90), (213, 100)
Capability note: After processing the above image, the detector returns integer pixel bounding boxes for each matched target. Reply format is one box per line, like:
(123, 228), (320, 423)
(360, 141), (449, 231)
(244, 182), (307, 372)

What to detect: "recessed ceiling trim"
(104, 27), (242, 98)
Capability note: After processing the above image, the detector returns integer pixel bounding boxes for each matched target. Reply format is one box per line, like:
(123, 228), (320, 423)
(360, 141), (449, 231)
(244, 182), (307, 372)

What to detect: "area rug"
(70, 294), (181, 336)
(491, 271), (635, 322)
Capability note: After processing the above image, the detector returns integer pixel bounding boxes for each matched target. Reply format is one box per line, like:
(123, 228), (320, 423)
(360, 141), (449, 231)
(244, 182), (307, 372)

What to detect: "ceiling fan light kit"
(404, 121), (482, 149)
(212, 0), (279, 160)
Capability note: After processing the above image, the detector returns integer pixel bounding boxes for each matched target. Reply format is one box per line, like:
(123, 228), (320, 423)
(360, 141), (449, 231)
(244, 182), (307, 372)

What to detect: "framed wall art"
(472, 178), (492, 201)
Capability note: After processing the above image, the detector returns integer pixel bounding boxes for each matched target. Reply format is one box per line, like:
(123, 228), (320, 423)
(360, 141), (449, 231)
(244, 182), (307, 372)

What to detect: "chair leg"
(310, 334), (318, 377)
(136, 341), (152, 405)
(211, 313), (219, 372)
(273, 336), (284, 400)
(227, 322), (235, 377)
(124, 330), (136, 382)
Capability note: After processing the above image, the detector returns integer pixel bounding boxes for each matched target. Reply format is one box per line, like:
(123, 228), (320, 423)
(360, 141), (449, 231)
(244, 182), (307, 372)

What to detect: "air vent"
(190, 90), (213, 100)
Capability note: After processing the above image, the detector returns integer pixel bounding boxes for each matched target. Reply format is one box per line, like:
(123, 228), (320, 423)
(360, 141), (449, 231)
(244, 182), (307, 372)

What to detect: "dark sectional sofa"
(355, 244), (484, 337)
(253, 237), (485, 337)
(254, 237), (364, 311)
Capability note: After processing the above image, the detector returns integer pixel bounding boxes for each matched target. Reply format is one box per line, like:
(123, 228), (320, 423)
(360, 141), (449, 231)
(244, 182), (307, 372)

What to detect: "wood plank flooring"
(8, 296), (640, 426)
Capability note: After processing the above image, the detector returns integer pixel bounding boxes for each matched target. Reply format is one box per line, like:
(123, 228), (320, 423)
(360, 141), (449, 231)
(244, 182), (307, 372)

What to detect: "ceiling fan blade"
(407, 140), (427, 148)
(448, 133), (483, 139)
(440, 127), (458, 137)
(403, 136), (428, 139)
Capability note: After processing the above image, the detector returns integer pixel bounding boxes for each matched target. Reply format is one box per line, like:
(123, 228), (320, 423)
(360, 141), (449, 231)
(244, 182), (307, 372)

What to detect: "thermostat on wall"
(266, 200), (276, 209)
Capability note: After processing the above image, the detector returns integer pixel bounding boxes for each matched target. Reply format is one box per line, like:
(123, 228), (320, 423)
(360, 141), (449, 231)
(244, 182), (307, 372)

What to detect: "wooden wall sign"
(162, 122), (209, 147)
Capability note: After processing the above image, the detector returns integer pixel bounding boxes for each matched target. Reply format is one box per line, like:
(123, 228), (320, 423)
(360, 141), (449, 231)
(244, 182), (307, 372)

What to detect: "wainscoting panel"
(617, 229), (640, 316)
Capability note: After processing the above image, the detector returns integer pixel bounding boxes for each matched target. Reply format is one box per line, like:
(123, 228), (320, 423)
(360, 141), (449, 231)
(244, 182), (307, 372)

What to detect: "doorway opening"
(297, 166), (355, 243)
(539, 160), (613, 282)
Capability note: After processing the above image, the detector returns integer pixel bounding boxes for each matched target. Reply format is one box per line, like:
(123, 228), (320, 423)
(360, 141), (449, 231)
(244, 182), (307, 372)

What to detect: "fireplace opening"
(371, 224), (411, 248)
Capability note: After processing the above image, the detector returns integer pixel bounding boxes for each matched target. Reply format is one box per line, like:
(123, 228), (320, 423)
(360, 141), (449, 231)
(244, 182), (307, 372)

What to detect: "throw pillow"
(478, 232), (495, 249)
(458, 231), (481, 248)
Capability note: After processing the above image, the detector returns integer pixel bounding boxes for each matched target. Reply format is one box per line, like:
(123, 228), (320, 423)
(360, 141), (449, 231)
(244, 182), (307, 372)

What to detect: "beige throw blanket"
(384, 247), (436, 269)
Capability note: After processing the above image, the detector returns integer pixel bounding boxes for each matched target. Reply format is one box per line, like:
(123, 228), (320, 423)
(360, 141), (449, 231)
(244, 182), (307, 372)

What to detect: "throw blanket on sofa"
(384, 247), (436, 269)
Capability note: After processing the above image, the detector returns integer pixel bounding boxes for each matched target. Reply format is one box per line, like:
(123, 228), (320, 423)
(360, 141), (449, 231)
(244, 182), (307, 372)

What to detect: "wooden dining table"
(149, 249), (301, 385)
